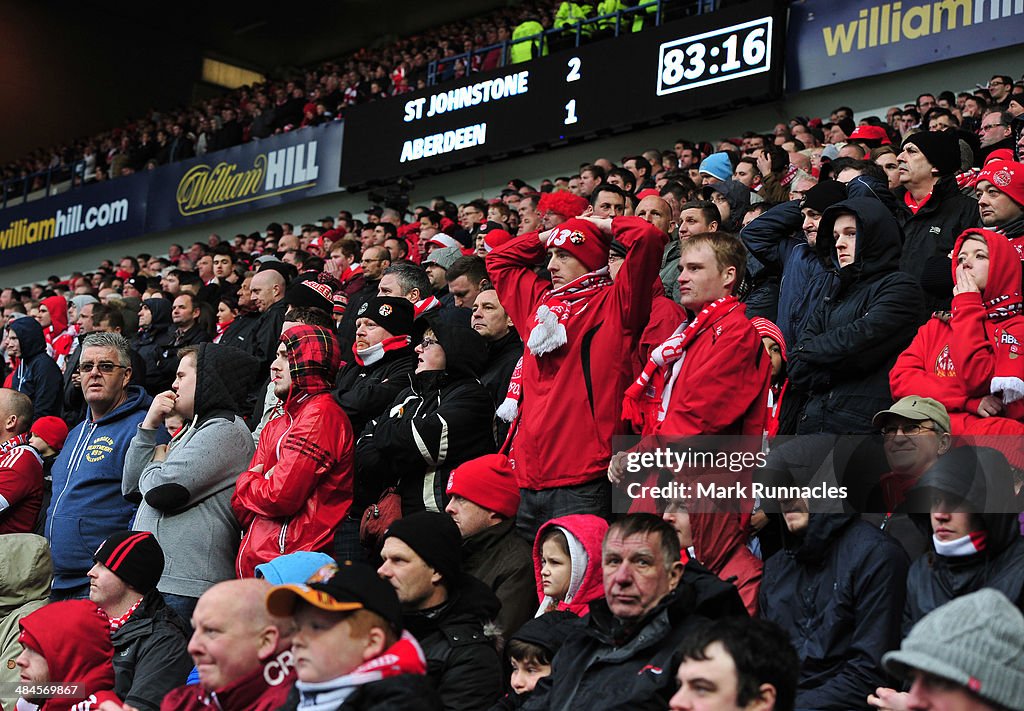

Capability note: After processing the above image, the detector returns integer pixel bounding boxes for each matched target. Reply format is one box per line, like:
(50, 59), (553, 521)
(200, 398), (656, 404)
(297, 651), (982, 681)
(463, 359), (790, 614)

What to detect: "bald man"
(0, 388), (42, 534)
(160, 580), (297, 711)
(248, 269), (289, 375)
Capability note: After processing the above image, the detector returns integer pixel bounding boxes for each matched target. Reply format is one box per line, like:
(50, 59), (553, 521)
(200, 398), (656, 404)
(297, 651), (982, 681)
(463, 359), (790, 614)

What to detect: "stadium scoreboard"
(340, 0), (784, 187)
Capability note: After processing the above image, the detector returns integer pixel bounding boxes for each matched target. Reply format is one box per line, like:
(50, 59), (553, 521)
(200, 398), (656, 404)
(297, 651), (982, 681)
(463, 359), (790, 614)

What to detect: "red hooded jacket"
(487, 217), (668, 489)
(532, 514), (609, 617)
(232, 325), (355, 577)
(17, 600), (121, 711)
(891, 229), (1024, 433)
(689, 506), (762, 615)
(40, 296), (74, 367)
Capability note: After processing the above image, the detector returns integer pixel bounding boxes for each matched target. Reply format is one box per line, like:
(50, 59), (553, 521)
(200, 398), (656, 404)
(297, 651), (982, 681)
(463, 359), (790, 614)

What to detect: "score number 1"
(565, 57), (581, 125)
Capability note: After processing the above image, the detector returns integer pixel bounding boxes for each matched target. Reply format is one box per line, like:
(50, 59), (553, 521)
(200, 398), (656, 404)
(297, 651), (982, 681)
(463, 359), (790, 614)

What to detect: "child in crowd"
(27, 415), (68, 536)
(532, 514), (607, 617)
(491, 611), (580, 710)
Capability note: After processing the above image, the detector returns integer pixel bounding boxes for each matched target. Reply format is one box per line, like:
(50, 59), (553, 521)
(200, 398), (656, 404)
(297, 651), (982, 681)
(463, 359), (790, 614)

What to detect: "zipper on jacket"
(278, 522), (289, 554)
(45, 422), (95, 539)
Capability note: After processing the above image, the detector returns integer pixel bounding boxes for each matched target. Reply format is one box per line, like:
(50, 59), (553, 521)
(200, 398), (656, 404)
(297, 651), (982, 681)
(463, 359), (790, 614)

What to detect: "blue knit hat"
(699, 152), (733, 182)
(254, 551), (335, 585)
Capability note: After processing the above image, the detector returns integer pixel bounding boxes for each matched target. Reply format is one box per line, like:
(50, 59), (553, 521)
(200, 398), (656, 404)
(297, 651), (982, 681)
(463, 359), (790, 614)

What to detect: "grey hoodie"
(123, 343), (258, 598)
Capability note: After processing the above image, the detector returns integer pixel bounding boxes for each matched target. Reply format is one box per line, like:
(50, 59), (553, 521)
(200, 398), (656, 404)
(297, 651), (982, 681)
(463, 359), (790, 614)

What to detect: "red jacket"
(0, 443), (42, 534)
(160, 649), (296, 711)
(891, 229), (1024, 433)
(487, 217), (668, 489)
(690, 508), (762, 616)
(635, 302), (771, 440)
(232, 325), (354, 577)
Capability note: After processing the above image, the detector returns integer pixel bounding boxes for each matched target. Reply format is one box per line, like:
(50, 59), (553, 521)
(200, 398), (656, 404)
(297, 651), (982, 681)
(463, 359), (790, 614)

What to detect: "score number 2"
(565, 57), (581, 125)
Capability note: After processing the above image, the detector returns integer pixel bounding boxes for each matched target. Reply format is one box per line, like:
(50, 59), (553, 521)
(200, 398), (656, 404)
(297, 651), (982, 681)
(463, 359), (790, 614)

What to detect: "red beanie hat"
(32, 416), (69, 452)
(483, 228), (515, 253)
(977, 160), (1024, 208)
(543, 217), (612, 272)
(446, 454), (521, 518)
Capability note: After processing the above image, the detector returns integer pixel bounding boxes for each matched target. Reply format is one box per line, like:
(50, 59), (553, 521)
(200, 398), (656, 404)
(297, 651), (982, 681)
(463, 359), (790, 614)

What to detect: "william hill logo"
(175, 141), (320, 216)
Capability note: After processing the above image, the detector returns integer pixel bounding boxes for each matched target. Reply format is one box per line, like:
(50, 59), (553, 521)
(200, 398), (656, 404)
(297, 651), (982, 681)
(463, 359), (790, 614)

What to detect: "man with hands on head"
(487, 211), (669, 541)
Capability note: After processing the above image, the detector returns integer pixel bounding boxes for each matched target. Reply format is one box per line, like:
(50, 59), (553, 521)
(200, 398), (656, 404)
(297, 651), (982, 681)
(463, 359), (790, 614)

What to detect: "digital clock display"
(656, 17), (773, 95)
(339, 0), (784, 187)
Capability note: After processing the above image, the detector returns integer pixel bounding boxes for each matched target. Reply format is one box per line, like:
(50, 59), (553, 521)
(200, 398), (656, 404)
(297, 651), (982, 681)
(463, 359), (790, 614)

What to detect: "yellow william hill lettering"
(175, 141), (320, 216)
(820, 0), (1020, 57)
(0, 218), (56, 250)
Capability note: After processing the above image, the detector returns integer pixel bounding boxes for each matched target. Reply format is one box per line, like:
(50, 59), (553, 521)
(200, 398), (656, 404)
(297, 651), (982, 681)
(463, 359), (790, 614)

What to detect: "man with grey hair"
(869, 589), (1024, 710)
(378, 261), (469, 325)
(46, 332), (162, 600)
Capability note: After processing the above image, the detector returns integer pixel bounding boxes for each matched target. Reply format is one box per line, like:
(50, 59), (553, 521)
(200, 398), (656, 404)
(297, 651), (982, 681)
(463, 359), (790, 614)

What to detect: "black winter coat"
(111, 590), (194, 711)
(7, 317), (63, 419)
(276, 674), (442, 710)
(479, 329), (523, 444)
(523, 562), (746, 711)
(403, 576), (505, 711)
(894, 176), (980, 310)
(789, 198), (924, 434)
(759, 514), (909, 711)
(904, 446), (1024, 634)
(133, 298), (174, 395)
(462, 518), (535, 637)
(356, 323), (495, 514)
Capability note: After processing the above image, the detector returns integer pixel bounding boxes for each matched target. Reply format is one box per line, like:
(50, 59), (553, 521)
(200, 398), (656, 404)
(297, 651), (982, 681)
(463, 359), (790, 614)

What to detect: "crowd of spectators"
(1, 1), (565, 197)
(1, 63), (1024, 711)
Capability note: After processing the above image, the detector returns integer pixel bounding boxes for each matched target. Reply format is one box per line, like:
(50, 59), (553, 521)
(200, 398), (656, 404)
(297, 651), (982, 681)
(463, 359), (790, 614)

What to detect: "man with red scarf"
(232, 324), (355, 577)
(611, 233), (770, 541)
(488, 214), (667, 540)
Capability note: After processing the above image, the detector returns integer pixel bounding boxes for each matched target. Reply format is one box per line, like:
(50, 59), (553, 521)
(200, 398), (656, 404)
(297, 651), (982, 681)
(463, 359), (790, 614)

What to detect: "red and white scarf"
(104, 597), (143, 631)
(622, 296), (739, 427)
(414, 295), (442, 319)
(933, 531), (987, 557)
(527, 270), (612, 356)
(353, 335), (410, 366)
(496, 356), (523, 423)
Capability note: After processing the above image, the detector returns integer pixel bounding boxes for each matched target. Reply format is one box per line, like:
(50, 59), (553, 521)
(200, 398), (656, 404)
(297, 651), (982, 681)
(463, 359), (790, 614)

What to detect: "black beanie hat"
(902, 130), (961, 176)
(285, 276), (334, 313)
(384, 512), (462, 584)
(510, 611), (581, 658)
(93, 531), (165, 593)
(355, 296), (415, 337)
(801, 180), (848, 213)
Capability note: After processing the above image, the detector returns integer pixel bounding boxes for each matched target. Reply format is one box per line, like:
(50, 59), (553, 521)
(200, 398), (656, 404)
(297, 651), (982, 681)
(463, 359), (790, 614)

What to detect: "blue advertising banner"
(786, 0), (1024, 91)
(145, 121), (344, 232)
(0, 174), (148, 265)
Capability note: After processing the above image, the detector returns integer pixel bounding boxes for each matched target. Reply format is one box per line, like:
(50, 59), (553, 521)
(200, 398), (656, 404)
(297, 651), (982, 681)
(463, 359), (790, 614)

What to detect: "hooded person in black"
(6, 317), (62, 418)
(788, 197), (924, 434)
(356, 322), (495, 516)
(133, 298), (173, 396)
(903, 445), (1024, 633)
(757, 446), (910, 711)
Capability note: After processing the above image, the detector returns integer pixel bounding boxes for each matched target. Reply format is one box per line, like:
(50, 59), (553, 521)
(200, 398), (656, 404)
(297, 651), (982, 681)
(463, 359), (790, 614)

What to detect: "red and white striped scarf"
(622, 296), (739, 428)
(104, 597), (143, 631)
(933, 531), (987, 557)
(527, 270), (612, 356)
(414, 296), (442, 319)
(496, 356), (523, 423)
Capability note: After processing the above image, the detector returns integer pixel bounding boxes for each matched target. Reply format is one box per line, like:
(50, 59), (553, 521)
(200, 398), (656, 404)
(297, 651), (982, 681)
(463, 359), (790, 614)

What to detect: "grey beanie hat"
(71, 294), (99, 312)
(883, 589), (1024, 710)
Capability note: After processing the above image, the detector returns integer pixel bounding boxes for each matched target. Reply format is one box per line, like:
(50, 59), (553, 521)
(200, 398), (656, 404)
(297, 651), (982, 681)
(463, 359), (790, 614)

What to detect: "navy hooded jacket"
(8, 317), (63, 418)
(46, 383), (158, 591)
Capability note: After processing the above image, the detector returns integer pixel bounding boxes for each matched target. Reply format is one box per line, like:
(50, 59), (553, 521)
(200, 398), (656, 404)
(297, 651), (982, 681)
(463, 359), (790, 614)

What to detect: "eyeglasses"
(980, 123), (1006, 131)
(880, 423), (938, 437)
(77, 361), (126, 374)
(419, 337), (440, 348)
